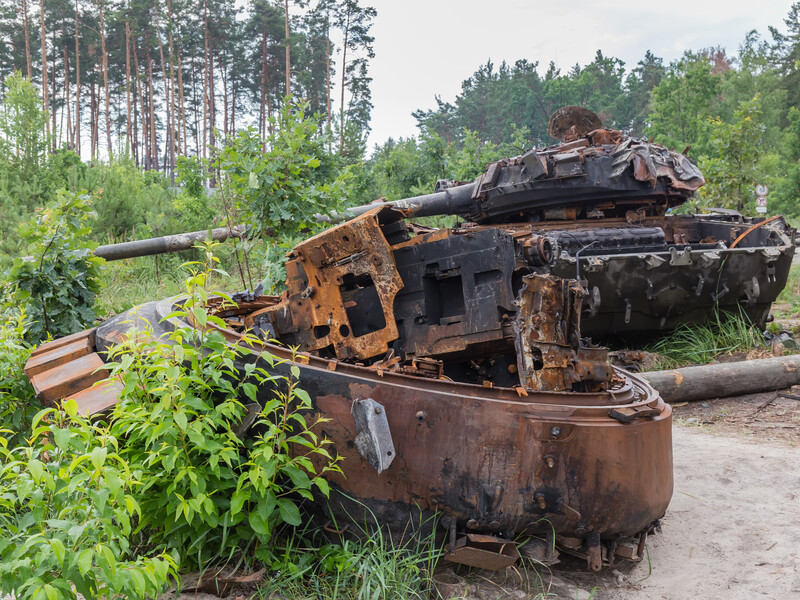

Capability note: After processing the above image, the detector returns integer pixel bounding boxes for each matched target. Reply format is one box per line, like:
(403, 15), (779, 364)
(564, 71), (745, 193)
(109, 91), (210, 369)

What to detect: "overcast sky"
(363, 0), (796, 148)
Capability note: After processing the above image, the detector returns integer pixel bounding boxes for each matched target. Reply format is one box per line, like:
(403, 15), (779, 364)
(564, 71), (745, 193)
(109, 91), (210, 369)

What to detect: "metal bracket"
(351, 398), (396, 474)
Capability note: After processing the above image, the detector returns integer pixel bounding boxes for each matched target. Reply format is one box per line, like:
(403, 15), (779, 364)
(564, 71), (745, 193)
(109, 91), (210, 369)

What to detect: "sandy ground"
(551, 421), (800, 600)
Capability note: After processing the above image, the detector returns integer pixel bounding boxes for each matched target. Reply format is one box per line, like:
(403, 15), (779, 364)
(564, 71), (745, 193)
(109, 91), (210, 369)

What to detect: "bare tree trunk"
(326, 13), (331, 145)
(259, 30), (267, 138)
(166, 0), (179, 156)
(90, 80), (96, 162)
(132, 36), (147, 168)
(145, 36), (158, 171)
(191, 54), (200, 155)
(64, 45), (71, 149)
(208, 40), (216, 184)
(50, 29), (56, 151)
(218, 49), (228, 139)
(154, 3), (173, 175)
(284, 0), (290, 96)
(99, 0), (112, 156)
(125, 21), (132, 155)
(176, 41), (188, 156)
(339, 5), (350, 153)
(40, 0), (49, 142)
(74, 0), (80, 157)
(202, 0), (208, 162)
(21, 0), (32, 80)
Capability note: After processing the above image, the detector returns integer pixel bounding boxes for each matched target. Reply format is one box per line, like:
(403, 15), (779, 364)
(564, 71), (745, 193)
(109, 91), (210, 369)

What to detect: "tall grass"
(258, 509), (443, 600)
(646, 309), (762, 368)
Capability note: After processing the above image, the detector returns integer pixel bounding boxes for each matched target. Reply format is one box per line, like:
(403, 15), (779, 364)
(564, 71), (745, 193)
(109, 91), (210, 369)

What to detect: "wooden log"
(640, 354), (800, 403)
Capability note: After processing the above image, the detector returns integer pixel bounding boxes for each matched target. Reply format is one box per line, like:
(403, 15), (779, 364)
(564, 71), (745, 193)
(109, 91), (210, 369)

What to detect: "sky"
(363, 0), (796, 148)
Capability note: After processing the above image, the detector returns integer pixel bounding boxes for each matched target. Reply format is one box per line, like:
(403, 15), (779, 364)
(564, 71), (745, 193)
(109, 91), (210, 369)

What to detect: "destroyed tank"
(26, 201), (673, 572)
(328, 106), (796, 339)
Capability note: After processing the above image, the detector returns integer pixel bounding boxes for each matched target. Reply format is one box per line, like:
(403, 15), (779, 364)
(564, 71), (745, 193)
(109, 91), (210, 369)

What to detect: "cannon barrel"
(318, 182), (478, 223)
(94, 225), (246, 261)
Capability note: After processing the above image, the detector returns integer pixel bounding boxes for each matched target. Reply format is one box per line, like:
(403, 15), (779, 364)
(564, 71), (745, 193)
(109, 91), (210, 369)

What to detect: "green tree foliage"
(10, 190), (104, 343)
(697, 96), (765, 213)
(647, 52), (720, 155)
(0, 300), (38, 446)
(217, 101), (346, 236)
(103, 245), (340, 566)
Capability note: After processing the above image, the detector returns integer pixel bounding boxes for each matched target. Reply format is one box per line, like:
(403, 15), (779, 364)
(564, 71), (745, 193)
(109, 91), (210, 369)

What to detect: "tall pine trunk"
(40, 0), (49, 142)
(125, 21), (132, 156)
(74, 0), (80, 157)
(284, 0), (290, 96)
(145, 36), (158, 171)
(339, 5), (350, 153)
(99, 1), (112, 156)
(22, 0), (32, 80)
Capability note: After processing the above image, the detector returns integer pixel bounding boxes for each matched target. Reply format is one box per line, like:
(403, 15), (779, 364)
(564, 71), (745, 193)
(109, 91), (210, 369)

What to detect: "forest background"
(0, 0), (799, 315)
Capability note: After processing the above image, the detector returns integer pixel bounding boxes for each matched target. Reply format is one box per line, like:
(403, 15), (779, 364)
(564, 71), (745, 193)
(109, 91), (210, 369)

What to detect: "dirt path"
(555, 424), (800, 599)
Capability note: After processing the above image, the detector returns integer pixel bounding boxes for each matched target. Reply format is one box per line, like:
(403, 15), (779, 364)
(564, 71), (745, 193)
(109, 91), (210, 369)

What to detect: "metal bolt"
(551, 426), (561, 437)
(535, 493), (547, 510)
(375, 407), (382, 415)
(545, 455), (555, 468)
(415, 411), (426, 421)
(466, 519), (479, 529)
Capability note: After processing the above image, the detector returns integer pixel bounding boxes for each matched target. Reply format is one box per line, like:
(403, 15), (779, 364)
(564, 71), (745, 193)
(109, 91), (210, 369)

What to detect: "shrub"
(104, 244), (340, 567)
(10, 190), (104, 343)
(0, 404), (178, 600)
(0, 297), (38, 446)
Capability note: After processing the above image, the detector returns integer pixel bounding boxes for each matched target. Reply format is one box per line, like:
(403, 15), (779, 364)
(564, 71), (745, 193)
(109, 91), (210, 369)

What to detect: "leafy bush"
(0, 298), (38, 446)
(104, 244), (340, 567)
(0, 404), (178, 600)
(10, 190), (104, 343)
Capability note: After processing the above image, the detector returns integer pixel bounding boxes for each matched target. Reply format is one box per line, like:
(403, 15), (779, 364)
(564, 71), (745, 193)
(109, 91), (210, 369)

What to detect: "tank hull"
(90, 298), (673, 558)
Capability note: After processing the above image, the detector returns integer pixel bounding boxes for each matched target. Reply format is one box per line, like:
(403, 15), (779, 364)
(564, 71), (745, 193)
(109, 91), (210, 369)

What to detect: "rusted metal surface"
(250, 207), (404, 361)
(26, 287), (673, 570)
(514, 274), (613, 392)
(444, 533), (520, 570)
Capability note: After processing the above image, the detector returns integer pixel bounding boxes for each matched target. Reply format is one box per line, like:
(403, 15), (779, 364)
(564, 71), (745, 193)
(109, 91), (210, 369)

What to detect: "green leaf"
(50, 538), (66, 565)
(28, 458), (44, 483)
(53, 428), (71, 451)
(90, 446), (107, 470)
(230, 489), (248, 516)
(277, 498), (302, 526)
(174, 411), (188, 431)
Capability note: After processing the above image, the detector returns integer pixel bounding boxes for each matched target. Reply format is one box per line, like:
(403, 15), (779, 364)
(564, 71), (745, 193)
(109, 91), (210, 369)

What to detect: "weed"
(259, 500), (443, 600)
(645, 309), (762, 368)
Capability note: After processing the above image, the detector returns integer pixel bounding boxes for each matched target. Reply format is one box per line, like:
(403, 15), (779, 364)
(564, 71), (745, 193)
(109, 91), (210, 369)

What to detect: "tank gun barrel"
(318, 182), (477, 223)
(94, 225), (246, 261)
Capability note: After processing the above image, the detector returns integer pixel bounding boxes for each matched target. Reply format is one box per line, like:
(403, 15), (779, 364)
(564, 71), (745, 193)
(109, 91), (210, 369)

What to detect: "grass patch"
(645, 310), (763, 369)
(258, 517), (443, 600)
(776, 262), (800, 315)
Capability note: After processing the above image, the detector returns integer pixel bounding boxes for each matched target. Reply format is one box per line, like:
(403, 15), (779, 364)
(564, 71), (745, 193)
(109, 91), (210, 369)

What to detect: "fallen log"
(640, 354), (800, 403)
